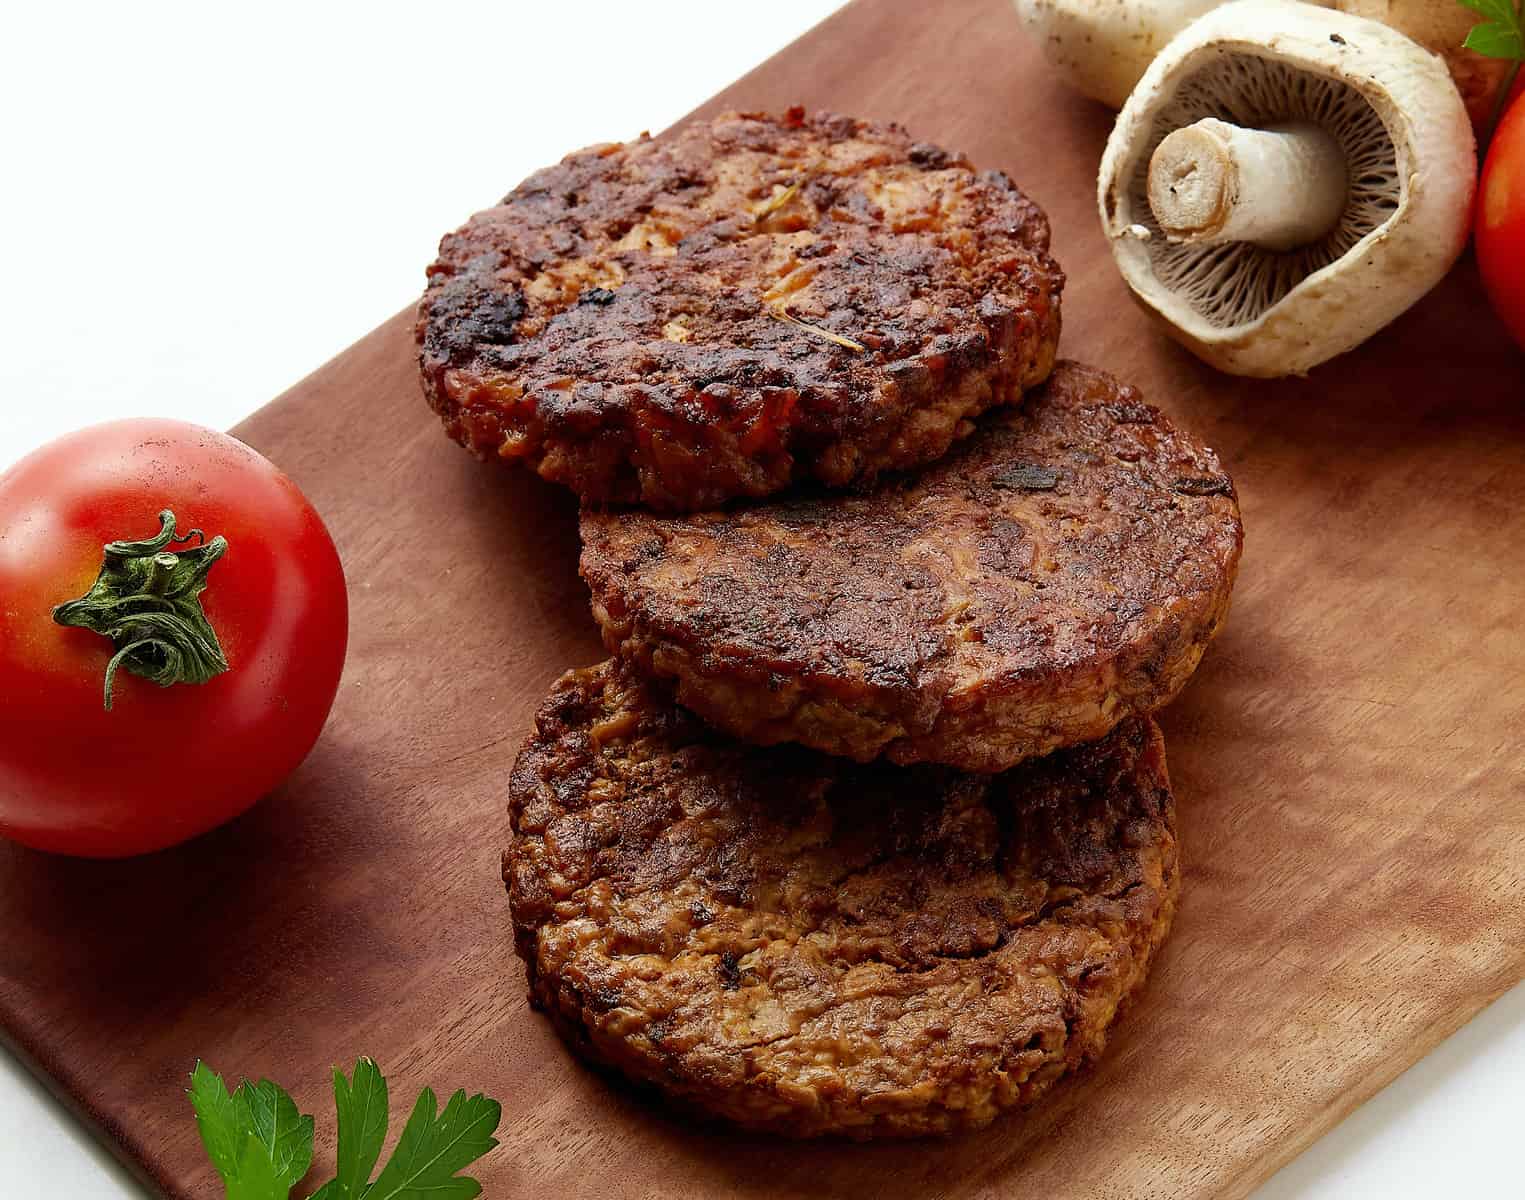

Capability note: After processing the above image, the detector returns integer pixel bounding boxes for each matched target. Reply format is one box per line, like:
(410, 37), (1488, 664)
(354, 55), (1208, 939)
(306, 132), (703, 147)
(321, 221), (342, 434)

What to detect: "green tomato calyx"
(53, 509), (230, 710)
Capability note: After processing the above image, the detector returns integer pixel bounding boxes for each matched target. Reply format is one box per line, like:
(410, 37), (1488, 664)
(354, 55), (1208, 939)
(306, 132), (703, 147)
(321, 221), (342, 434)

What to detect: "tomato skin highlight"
(0, 420), (348, 857)
(1477, 90), (1525, 352)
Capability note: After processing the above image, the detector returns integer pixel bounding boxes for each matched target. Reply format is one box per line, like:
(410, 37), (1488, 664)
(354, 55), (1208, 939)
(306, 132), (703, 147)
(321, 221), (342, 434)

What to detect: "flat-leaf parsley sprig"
(188, 1058), (501, 1200)
(1459, 0), (1524, 139)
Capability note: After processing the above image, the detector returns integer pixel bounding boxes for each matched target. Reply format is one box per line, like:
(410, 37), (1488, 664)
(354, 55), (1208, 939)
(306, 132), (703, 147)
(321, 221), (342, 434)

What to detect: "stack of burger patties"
(417, 108), (1242, 1139)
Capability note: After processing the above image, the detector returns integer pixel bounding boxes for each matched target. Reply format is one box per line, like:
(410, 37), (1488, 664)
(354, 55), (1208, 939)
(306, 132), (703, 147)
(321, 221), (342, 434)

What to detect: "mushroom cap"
(1098, 0), (1475, 377)
(1013, 0), (1227, 108)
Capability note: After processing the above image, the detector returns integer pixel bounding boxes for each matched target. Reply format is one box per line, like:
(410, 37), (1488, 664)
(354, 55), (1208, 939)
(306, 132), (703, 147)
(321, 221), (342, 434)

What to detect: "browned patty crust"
(507, 660), (1179, 1138)
(581, 361), (1243, 772)
(419, 108), (1063, 511)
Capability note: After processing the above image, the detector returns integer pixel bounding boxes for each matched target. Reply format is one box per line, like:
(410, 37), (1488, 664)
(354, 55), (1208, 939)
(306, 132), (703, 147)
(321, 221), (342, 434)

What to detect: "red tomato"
(1478, 89), (1525, 351)
(0, 420), (347, 857)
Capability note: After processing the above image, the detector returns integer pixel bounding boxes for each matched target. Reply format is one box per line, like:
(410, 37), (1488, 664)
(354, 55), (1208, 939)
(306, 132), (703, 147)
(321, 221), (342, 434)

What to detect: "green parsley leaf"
(1459, 0), (1524, 59)
(191, 1060), (500, 1200)
(231, 1078), (315, 1192)
(330, 1058), (388, 1200)
(362, 1087), (503, 1200)
(188, 1062), (243, 1185)
(1468, 20), (1524, 57)
(227, 1131), (288, 1200)
(189, 1063), (314, 1200)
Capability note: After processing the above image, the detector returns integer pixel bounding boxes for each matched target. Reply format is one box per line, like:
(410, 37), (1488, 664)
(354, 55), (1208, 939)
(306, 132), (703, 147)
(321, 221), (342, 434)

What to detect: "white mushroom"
(1012, 0), (1227, 108)
(1015, 0), (1507, 139)
(1097, 0), (1476, 377)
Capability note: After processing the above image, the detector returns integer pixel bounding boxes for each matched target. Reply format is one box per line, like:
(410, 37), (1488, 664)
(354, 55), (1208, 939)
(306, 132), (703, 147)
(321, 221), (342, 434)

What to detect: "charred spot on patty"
(423, 273), (526, 367)
(992, 464), (1061, 491)
(1173, 474), (1236, 497)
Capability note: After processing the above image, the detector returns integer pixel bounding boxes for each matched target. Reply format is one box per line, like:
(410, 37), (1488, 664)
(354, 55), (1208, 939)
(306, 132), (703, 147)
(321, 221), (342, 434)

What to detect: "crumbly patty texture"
(419, 108), (1063, 511)
(581, 361), (1243, 772)
(506, 660), (1179, 1139)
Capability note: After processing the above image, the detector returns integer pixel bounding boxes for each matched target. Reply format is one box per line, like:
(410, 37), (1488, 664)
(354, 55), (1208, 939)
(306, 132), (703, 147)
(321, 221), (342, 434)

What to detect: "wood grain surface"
(4, 0), (1523, 1196)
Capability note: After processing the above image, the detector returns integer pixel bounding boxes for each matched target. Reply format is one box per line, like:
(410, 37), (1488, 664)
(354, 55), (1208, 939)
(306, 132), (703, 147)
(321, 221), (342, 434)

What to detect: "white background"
(1, 2), (1520, 1196)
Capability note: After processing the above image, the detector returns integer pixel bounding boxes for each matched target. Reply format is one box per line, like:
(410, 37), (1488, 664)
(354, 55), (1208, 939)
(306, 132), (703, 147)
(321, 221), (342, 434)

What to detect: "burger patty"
(419, 108), (1063, 511)
(506, 659), (1179, 1139)
(581, 361), (1243, 772)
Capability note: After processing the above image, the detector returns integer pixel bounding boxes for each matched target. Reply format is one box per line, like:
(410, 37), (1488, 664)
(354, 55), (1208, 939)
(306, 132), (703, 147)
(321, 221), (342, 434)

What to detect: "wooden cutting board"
(4, 0), (1523, 1196)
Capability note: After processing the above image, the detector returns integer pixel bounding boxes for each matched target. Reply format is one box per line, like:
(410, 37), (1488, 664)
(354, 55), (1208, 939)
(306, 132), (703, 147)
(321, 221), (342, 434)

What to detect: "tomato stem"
(53, 509), (231, 710)
(146, 552), (180, 595)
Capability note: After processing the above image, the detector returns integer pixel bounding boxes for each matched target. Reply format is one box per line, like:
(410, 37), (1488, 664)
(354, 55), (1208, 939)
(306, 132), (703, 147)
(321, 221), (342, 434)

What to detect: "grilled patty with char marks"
(507, 659), (1178, 1138)
(581, 362), (1242, 772)
(419, 108), (1063, 512)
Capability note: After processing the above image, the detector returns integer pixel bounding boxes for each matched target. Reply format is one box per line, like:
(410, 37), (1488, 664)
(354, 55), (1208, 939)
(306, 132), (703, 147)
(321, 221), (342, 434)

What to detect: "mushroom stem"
(1147, 118), (1349, 250)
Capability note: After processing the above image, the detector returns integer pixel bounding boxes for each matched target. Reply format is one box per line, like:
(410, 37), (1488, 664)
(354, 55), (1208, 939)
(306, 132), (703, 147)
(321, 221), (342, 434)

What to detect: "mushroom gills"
(1148, 118), (1348, 250)
(1121, 54), (1400, 331)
